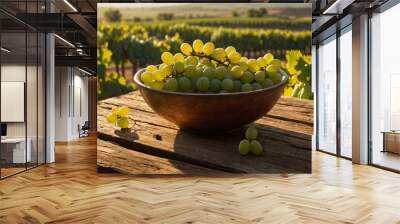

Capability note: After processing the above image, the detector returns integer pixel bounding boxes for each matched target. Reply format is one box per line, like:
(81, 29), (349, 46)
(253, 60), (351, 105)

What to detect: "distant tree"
(232, 11), (240, 17)
(157, 13), (174, 21)
(259, 7), (268, 16)
(247, 8), (268, 18)
(104, 9), (122, 23)
(133, 17), (142, 22)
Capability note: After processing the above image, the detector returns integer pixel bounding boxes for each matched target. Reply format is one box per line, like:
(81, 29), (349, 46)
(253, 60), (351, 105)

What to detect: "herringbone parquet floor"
(1, 136), (400, 224)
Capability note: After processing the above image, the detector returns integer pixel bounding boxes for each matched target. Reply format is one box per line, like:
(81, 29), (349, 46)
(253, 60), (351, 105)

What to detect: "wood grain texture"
(97, 91), (313, 174)
(0, 136), (400, 223)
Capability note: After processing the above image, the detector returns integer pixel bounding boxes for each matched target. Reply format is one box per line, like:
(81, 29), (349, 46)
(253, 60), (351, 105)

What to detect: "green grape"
(161, 65), (173, 77)
(107, 113), (117, 124)
(263, 53), (274, 64)
(178, 76), (191, 92)
(196, 76), (210, 92)
(247, 59), (260, 72)
(203, 67), (216, 80)
(241, 83), (253, 92)
(238, 61), (248, 71)
(221, 78), (234, 92)
(233, 80), (242, 92)
(140, 71), (154, 84)
(151, 81), (164, 90)
(145, 65), (157, 72)
(240, 57), (248, 62)
(174, 53), (185, 62)
(266, 64), (280, 74)
(184, 65), (196, 77)
(210, 79), (221, 92)
(241, 71), (254, 83)
(225, 46), (236, 55)
(269, 72), (282, 84)
(230, 65), (243, 79)
(161, 52), (175, 65)
(263, 78), (274, 88)
(117, 117), (129, 129)
(238, 139), (250, 155)
(185, 56), (198, 66)
(245, 126), (258, 140)
(193, 39), (204, 53)
(153, 70), (165, 81)
(195, 65), (204, 77)
(254, 71), (266, 83)
(203, 42), (215, 56)
(270, 59), (282, 67)
(159, 63), (168, 70)
(252, 82), (262, 90)
(257, 57), (267, 67)
(250, 140), (263, 155)
(174, 61), (185, 74)
(224, 74), (235, 80)
(228, 51), (241, 63)
(199, 58), (212, 66)
(215, 66), (228, 80)
(164, 78), (178, 92)
(211, 48), (226, 62)
(191, 77), (199, 90)
(180, 42), (192, 56)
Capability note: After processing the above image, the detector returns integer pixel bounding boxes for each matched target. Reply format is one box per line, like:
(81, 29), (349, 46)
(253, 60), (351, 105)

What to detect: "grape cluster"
(238, 126), (263, 156)
(140, 39), (284, 93)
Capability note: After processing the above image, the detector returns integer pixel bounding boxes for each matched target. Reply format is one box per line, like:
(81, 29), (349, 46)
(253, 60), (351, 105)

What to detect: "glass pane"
(38, 32), (45, 165)
(371, 4), (400, 171)
(339, 27), (352, 158)
(317, 36), (337, 154)
(1, 30), (27, 177)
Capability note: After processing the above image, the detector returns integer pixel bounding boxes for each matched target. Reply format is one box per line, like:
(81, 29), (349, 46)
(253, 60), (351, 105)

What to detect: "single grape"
(196, 76), (210, 92)
(245, 126), (258, 140)
(269, 72), (282, 84)
(203, 67), (216, 80)
(145, 65), (157, 72)
(240, 57), (248, 62)
(180, 43), (193, 56)
(185, 56), (198, 65)
(254, 71), (266, 83)
(252, 82), (262, 90)
(191, 77), (199, 90)
(270, 59), (282, 67)
(263, 53), (274, 64)
(161, 52), (175, 65)
(199, 58), (212, 67)
(140, 71), (154, 84)
(241, 71), (254, 83)
(151, 81), (164, 90)
(263, 78), (274, 88)
(266, 64), (280, 74)
(230, 65), (243, 79)
(257, 57), (267, 67)
(107, 113), (117, 124)
(193, 39), (204, 53)
(228, 51), (241, 63)
(153, 70), (165, 81)
(225, 46), (236, 55)
(178, 76), (191, 92)
(250, 140), (263, 155)
(221, 78), (234, 92)
(233, 80), (242, 92)
(238, 61), (248, 71)
(202, 42), (215, 56)
(215, 66), (228, 80)
(117, 117), (129, 129)
(164, 78), (178, 92)
(161, 65), (173, 77)
(247, 59), (260, 72)
(174, 61), (185, 74)
(241, 83), (253, 92)
(174, 53), (185, 62)
(211, 48), (226, 62)
(184, 65), (196, 77)
(210, 79), (221, 92)
(238, 139), (250, 155)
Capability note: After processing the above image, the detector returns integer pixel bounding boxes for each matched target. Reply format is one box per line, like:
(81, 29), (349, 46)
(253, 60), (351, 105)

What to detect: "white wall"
(54, 67), (89, 141)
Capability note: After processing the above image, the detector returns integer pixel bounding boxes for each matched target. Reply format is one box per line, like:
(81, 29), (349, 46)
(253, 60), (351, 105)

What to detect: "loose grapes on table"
(140, 39), (285, 93)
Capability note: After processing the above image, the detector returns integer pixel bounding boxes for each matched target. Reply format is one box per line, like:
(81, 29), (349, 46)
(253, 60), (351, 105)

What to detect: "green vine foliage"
(283, 50), (312, 100)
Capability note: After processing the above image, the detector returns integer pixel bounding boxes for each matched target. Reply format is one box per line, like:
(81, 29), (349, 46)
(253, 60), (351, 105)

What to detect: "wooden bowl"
(133, 69), (288, 132)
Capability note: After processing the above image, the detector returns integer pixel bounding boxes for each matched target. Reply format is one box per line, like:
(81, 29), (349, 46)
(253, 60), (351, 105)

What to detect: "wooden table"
(97, 91), (313, 174)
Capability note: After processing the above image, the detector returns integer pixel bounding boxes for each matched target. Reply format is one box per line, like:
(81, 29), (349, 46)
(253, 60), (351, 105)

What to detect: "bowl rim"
(133, 66), (289, 96)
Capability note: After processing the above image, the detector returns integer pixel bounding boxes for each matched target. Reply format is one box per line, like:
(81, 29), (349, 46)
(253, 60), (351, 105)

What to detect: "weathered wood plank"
(98, 140), (223, 175)
(97, 91), (312, 174)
